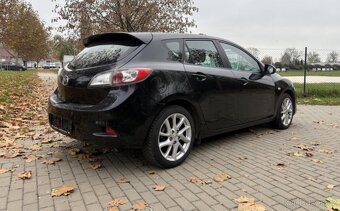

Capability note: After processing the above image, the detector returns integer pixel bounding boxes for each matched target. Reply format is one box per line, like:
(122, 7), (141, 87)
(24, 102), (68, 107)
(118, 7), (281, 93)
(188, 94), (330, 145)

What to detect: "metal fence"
(249, 47), (340, 99)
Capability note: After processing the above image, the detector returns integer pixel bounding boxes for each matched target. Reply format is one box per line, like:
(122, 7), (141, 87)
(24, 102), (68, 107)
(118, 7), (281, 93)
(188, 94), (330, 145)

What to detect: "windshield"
(68, 43), (139, 70)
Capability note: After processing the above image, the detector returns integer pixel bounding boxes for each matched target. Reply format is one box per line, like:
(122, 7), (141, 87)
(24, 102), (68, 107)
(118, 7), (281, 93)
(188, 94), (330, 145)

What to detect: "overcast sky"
(26, 0), (340, 50)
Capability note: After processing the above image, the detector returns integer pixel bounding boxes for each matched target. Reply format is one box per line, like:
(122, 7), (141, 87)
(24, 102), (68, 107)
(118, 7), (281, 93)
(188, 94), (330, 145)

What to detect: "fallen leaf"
(239, 157), (248, 160)
(319, 148), (336, 154)
(147, 170), (157, 175)
(25, 154), (43, 163)
(289, 137), (301, 141)
(325, 197), (340, 211)
(108, 207), (119, 211)
(68, 148), (80, 156)
(305, 152), (313, 157)
(327, 184), (335, 190)
(235, 196), (266, 211)
(0, 169), (10, 174)
(132, 201), (147, 210)
(153, 184), (166, 191)
(90, 161), (102, 170)
(108, 198), (128, 207)
(30, 144), (42, 151)
(311, 159), (323, 163)
(187, 176), (212, 185)
(17, 170), (32, 180)
(294, 144), (314, 151)
(42, 157), (62, 165)
(116, 177), (130, 184)
(213, 173), (231, 182)
(308, 176), (317, 181)
(276, 163), (285, 170)
(51, 184), (75, 197)
(287, 151), (304, 157)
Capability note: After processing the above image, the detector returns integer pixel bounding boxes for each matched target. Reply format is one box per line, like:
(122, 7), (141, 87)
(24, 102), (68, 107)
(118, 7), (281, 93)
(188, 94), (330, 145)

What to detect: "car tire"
(143, 105), (195, 168)
(272, 93), (294, 129)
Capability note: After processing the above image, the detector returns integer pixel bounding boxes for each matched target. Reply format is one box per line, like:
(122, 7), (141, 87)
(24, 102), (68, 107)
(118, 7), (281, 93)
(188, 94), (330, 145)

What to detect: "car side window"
(163, 40), (182, 62)
(220, 42), (261, 73)
(185, 40), (223, 68)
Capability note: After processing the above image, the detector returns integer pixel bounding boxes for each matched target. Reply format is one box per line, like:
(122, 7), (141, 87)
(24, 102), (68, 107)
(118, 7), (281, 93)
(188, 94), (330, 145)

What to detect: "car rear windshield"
(68, 41), (141, 70)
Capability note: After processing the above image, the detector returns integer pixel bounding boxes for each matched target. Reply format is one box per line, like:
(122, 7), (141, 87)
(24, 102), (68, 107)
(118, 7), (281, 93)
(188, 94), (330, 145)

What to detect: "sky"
(26, 0), (340, 50)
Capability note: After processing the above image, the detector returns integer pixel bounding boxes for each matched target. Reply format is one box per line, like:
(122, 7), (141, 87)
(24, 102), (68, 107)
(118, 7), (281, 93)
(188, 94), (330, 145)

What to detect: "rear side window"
(185, 40), (223, 68)
(68, 41), (140, 70)
(163, 40), (182, 62)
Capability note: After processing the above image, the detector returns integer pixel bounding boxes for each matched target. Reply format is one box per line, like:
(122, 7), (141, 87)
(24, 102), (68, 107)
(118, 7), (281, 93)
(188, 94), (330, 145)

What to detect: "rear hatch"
(57, 33), (152, 105)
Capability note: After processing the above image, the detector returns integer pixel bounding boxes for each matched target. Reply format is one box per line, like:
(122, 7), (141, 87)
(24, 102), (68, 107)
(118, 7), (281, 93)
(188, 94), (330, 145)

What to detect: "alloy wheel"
(281, 97), (293, 126)
(158, 113), (192, 162)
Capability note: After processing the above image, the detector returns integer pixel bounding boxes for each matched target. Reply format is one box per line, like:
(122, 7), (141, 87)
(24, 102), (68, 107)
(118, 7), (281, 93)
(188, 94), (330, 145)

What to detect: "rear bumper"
(47, 87), (155, 148)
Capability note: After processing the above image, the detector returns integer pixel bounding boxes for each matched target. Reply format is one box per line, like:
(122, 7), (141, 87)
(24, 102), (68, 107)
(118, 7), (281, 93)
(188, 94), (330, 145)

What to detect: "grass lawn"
(278, 70), (340, 77)
(294, 83), (340, 105)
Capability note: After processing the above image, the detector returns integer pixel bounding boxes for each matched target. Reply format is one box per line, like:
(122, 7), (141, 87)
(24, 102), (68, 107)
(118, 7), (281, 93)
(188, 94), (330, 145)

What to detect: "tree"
(326, 51), (339, 63)
(3, 1), (50, 65)
(53, 35), (76, 67)
(307, 51), (321, 64)
(247, 47), (259, 59)
(52, 0), (198, 42)
(261, 56), (273, 65)
(0, 0), (19, 42)
(280, 48), (302, 65)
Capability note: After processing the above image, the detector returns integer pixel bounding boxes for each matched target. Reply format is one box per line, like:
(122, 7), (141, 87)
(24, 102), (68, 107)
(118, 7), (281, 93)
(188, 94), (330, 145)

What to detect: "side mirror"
(264, 64), (276, 74)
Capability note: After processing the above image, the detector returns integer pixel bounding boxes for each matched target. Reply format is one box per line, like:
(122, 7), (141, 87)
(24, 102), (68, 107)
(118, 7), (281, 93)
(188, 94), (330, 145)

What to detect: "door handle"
(192, 72), (207, 82)
(239, 77), (249, 85)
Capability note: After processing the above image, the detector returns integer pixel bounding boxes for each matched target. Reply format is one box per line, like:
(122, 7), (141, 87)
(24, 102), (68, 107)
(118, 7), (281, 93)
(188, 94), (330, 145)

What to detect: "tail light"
(89, 68), (152, 87)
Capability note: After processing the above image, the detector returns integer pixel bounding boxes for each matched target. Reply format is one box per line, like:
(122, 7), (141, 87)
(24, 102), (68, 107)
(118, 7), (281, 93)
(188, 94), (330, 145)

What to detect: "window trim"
(183, 39), (227, 69)
(217, 41), (264, 73)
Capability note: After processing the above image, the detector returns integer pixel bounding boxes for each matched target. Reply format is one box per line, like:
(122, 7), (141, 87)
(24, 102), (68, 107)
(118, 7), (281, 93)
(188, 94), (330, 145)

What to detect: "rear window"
(68, 41), (140, 70)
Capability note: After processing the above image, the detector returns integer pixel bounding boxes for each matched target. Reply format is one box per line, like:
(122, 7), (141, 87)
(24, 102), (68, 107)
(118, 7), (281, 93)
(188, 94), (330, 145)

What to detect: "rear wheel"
(143, 105), (195, 168)
(272, 93), (294, 129)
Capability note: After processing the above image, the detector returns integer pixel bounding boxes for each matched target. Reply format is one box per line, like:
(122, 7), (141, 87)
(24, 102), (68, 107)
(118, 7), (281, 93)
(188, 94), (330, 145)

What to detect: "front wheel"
(272, 93), (294, 129)
(143, 105), (195, 168)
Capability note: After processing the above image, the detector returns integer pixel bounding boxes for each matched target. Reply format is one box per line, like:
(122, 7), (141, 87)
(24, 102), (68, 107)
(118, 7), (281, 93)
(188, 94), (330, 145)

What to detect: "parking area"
(0, 104), (339, 211)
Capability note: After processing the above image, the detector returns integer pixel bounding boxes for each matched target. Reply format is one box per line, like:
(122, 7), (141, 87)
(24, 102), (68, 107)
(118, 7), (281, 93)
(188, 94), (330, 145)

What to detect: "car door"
(218, 42), (276, 124)
(183, 40), (239, 130)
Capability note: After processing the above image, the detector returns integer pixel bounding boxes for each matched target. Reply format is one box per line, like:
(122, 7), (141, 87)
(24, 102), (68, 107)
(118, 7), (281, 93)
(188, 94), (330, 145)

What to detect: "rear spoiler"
(83, 32), (153, 47)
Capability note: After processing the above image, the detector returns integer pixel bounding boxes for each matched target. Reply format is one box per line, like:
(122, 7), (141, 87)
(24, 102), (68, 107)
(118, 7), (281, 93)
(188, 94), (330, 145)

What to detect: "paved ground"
(284, 76), (340, 83)
(1, 73), (340, 211)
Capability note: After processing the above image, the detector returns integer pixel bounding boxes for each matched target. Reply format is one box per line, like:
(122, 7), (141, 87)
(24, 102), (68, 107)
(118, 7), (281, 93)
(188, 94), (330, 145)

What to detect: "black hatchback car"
(48, 33), (296, 168)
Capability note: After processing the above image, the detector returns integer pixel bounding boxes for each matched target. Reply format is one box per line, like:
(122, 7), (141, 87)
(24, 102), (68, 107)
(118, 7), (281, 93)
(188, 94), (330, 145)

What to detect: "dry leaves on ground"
(17, 170), (32, 180)
(0, 150), (24, 158)
(42, 157), (62, 165)
(235, 196), (266, 211)
(325, 197), (340, 211)
(0, 168), (10, 174)
(51, 184), (75, 197)
(213, 173), (232, 182)
(90, 160), (102, 170)
(327, 184), (335, 190)
(187, 176), (212, 185)
(132, 201), (148, 210)
(276, 163), (285, 170)
(319, 148), (336, 154)
(287, 151), (304, 157)
(294, 144), (314, 151)
(30, 144), (42, 151)
(305, 152), (313, 157)
(147, 170), (157, 175)
(311, 159), (323, 163)
(116, 177), (130, 184)
(24, 154), (43, 163)
(68, 148), (81, 156)
(108, 198), (128, 209)
(289, 136), (302, 141)
(152, 184), (166, 191)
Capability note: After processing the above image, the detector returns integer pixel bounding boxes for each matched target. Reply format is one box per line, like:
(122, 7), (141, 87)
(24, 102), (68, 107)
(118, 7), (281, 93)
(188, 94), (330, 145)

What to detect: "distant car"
(0, 63), (26, 71)
(48, 32), (296, 168)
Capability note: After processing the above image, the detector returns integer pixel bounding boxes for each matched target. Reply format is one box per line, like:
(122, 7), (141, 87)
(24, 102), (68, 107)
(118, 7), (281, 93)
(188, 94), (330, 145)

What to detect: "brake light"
(89, 68), (152, 87)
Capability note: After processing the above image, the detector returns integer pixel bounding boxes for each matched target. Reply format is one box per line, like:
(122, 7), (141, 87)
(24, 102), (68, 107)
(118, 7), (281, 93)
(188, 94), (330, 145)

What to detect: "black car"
(0, 63), (27, 71)
(48, 33), (296, 168)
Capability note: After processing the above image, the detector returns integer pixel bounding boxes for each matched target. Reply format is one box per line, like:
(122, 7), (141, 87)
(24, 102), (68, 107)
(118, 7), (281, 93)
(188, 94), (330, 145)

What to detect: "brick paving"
(1, 104), (340, 211)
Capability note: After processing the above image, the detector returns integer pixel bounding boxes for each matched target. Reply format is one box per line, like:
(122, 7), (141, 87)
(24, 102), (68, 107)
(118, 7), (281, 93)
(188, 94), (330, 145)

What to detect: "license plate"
(49, 114), (72, 134)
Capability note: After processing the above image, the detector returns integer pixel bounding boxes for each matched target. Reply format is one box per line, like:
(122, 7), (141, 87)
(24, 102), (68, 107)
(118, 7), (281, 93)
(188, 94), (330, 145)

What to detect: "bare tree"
(261, 56), (273, 65)
(307, 51), (321, 64)
(52, 0), (198, 42)
(281, 48), (302, 65)
(247, 47), (259, 59)
(326, 51), (339, 63)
